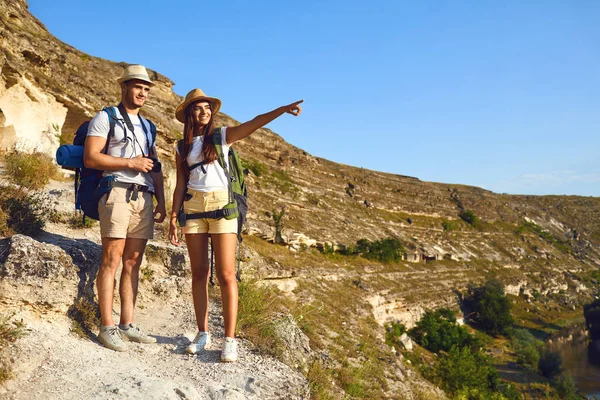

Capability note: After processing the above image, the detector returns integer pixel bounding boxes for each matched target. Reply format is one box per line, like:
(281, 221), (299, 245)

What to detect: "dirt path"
(2, 298), (308, 399)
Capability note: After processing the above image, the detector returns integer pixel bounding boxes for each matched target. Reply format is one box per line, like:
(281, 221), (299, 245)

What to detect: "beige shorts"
(98, 187), (154, 239)
(183, 190), (238, 235)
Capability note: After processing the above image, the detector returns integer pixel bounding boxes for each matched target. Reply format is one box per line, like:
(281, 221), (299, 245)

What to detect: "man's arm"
(83, 136), (153, 172)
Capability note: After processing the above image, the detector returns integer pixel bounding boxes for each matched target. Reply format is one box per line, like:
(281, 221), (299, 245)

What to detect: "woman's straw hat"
(175, 88), (222, 123)
(116, 65), (154, 86)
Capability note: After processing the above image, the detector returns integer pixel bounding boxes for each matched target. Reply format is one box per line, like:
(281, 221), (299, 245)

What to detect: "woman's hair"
(180, 102), (217, 171)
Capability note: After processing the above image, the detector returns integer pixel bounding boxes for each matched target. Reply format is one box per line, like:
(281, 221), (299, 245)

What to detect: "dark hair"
(180, 103), (216, 172)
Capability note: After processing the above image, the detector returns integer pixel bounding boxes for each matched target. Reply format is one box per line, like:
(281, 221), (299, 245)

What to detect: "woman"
(169, 88), (302, 362)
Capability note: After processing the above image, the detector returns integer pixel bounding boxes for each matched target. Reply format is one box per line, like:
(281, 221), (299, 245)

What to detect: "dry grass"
(0, 313), (26, 384)
(3, 149), (57, 190)
(68, 297), (101, 339)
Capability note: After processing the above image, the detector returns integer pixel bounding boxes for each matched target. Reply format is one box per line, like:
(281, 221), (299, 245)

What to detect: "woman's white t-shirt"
(177, 127), (230, 192)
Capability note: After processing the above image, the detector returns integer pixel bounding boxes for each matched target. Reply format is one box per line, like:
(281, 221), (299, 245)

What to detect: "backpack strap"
(211, 129), (234, 204)
(139, 115), (157, 156)
(101, 106), (117, 154)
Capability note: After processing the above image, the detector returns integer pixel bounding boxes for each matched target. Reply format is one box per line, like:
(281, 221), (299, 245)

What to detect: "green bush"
(384, 321), (407, 347)
(434, 346), (500, 396)
(241, 158), (267, 177)
(409, 308), (479, 353)
(0, 186), (51, 236)
(553, 373), (579, 400)
(464, 280), (513, 335)
(459, 210), (480, 227)
(442, 220), (460, 231)
(510, 328), (542, 367)
(538, 350), (562, 378)
(4, 149), (57, 190)
(354, 237), (406, 263)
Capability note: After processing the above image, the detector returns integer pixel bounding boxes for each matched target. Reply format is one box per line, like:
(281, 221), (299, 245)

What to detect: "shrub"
(385, 321), (407, 347)
(435, 346), (500, 396)
(510, 328), (542, 367)
(409, 308), (479, 353)
(354, 237), (406, 264)
(241, 159), (267, 177)
(553, 373), (579, 400)
(464, 280), (513, 335)
(4, 149), (57, 190)
(442, 220), (460, 231)
(459, 210), (480, 226)
(0, 186), (51, 236)
(538, 350), (562, 378)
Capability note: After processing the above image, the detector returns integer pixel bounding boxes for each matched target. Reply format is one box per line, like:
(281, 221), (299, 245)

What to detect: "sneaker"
(98, 325), (127, 352)
(118, 323), (157, 344)
(186, 332), (211, 354)
(221, 337), (238, 362)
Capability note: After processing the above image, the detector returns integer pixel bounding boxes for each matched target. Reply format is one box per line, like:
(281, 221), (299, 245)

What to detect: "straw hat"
(116, 65), (154, 86)
(175, 88), (222, 123)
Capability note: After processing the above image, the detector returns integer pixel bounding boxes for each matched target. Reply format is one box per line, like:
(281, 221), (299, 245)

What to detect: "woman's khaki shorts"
(98, 187), (154, 239)
(183, 190), (238, 235)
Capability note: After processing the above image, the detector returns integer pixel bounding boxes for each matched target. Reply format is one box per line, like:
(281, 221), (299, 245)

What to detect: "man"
(84, 65), (166, 351)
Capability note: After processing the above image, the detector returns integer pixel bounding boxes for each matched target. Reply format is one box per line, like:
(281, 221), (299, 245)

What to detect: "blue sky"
(28, 0), (599, 196)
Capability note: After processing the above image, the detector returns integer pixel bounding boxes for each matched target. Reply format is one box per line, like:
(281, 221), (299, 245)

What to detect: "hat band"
(122, 74), (152, 81)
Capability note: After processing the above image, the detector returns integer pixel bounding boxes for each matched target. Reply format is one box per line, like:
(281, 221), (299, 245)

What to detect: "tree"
(465, 280), (513, 335)
(409, 308), (478, 353)
(435, 346), (500, 396)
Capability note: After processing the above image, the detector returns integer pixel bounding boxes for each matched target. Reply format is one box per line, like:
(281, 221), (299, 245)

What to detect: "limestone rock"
(272, 313), (312, 373)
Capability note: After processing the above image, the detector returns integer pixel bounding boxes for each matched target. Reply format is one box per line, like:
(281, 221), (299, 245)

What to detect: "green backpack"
(177, 128), (248, 282)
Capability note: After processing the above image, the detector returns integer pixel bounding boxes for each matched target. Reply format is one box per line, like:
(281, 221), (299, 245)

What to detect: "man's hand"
(153, 202), (166, 223)
(168, 219), (180, 246)
(129, 155), (154, 173)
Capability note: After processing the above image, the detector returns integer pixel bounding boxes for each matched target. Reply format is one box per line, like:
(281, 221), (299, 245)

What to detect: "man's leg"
(98, 237), (126, 326)
(119, 238), (148, 325)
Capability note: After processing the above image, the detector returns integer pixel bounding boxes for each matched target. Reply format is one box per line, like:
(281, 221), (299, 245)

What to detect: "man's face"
(122, 80), (151, 108)
(192, 101), (212, 126)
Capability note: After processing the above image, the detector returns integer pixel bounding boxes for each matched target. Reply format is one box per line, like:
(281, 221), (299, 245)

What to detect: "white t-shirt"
(177, 127), (230, 192)
(87, 107), (154, 191)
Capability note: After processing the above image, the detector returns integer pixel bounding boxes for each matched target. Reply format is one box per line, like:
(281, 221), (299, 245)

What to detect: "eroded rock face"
(0, 234), (80, 312)
(272, 313), (313, 374)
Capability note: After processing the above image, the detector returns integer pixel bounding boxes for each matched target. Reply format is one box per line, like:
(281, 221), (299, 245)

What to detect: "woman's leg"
(185, 233), (210, 331)
(211, 233), (239, 338)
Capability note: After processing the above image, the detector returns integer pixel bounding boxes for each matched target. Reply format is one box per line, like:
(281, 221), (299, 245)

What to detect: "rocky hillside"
(2, 1), (600, 399)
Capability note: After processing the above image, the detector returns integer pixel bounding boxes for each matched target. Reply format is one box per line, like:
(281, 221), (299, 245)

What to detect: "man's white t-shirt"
(177, 127), (230, 193)
(87, 107), (154, 191)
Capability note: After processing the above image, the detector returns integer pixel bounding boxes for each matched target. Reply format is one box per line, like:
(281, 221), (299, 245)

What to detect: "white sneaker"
(98, 326), (127, 352)
(186, 332), (211, 354)
(221, 337), (238, 362)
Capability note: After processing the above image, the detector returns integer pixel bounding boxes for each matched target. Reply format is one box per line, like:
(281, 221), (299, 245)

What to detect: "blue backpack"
(56, 106), (157, 220)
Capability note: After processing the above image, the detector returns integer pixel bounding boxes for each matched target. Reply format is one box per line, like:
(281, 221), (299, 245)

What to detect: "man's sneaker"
(118, 323), (157, 344)
(98, 325), (127, 352)
(221, 337), (238, 362)
(186, 332), (211, 354)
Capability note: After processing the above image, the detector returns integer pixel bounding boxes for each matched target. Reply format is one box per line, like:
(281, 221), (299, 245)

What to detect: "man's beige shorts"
(183, 190), (238, 235)
(98, 187), (154, 239)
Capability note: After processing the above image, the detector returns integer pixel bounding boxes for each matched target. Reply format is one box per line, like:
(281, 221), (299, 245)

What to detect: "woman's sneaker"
(186, 332), (211, 354)
(118, 323), (157, 344)
(221, 337), (237, 362)
(98, 325), (127, 352)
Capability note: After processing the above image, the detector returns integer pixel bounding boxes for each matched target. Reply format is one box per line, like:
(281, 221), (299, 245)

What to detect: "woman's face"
(191, 101), (212, 126)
